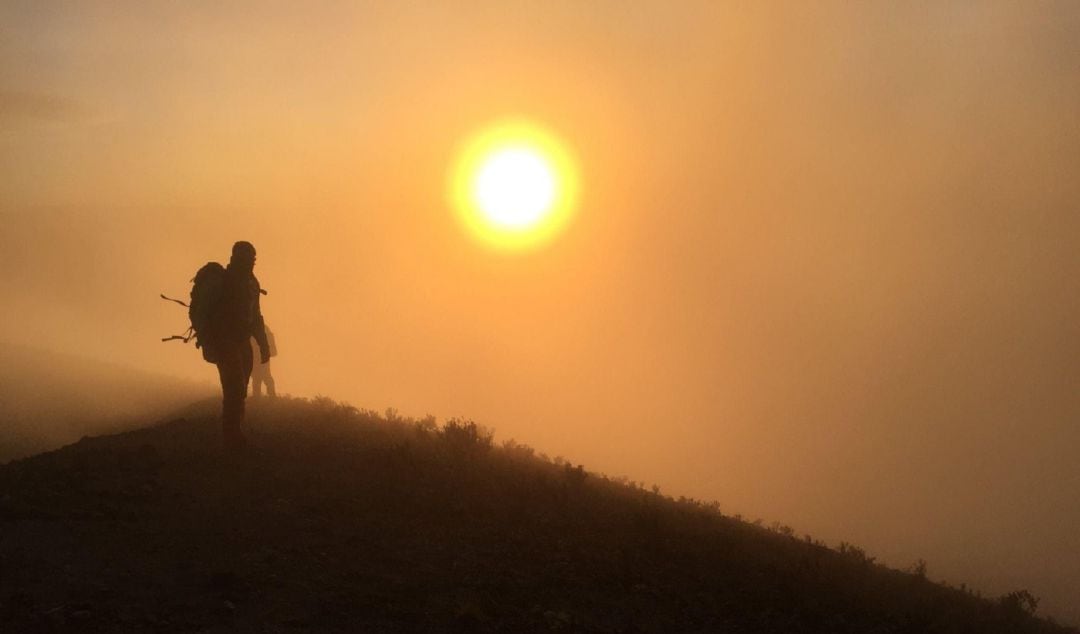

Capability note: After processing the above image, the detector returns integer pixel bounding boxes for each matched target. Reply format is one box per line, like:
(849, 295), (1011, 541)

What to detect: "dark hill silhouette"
(1, 397), (1073, 633)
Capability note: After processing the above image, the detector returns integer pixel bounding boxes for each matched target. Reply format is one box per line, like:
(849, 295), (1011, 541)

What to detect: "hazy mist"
(0, 342), (212, 462)
(2, 1), (1078, 623)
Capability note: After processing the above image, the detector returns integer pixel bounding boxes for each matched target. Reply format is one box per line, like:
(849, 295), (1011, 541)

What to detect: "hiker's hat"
(232, 241), (256, 262)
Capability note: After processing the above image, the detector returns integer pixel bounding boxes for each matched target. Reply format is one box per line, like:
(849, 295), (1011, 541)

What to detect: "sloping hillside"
(0, 397), (1072, 633)
(0, 343), (212, 463)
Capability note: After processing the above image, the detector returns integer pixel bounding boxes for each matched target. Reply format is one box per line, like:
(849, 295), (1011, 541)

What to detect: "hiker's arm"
(254, 317), (270, 364)
(252, 278), (271, 362)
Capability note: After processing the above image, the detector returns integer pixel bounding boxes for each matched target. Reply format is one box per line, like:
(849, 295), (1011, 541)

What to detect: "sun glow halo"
(451, 120), (578, 250)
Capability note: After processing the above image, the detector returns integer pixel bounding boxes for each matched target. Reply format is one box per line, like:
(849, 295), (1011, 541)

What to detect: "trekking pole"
(160, 293), (189, 308)
(161, 326), (196, 343)
(158, 324), (195, 345)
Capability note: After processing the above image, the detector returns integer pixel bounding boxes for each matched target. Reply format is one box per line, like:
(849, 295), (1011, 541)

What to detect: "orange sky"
(2, 2), (1079, 624)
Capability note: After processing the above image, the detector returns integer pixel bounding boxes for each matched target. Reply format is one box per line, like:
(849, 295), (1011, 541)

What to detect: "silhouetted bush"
(440, 418), (493, 453)
(838, 541), (876, 565)
(1001, 589), (1041, 617)
(562, 463), (587, 486)
(500, 438), (535, 461)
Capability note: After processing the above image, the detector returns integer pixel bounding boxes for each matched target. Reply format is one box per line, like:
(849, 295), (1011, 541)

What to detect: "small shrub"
(414, 415), (437, 436)
(838, 541), (875, 565)
(999, 589), (1039, 617)
(770, 522), (794, 538)
(500, 438), (536, 461)
(563, 463), (587, 486)
(441, 418), (493, 453)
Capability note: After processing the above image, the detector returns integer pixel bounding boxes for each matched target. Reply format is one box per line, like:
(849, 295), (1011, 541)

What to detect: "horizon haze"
(2, 1), (1079, 624)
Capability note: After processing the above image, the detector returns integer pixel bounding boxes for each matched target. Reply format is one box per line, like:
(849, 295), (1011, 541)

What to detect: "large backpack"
(188, 262), (226, 363)
(162, 262), (226, 363)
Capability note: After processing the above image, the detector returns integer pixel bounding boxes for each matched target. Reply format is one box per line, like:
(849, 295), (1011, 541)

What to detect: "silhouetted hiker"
(210, 241), (270, 451)
(250, 325), (277, 399)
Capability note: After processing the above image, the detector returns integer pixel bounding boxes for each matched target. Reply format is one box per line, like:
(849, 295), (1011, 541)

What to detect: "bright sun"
(451, 119), (578, 251)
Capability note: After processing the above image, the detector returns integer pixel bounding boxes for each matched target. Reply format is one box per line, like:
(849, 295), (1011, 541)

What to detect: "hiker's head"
(230, 241), (257, 269)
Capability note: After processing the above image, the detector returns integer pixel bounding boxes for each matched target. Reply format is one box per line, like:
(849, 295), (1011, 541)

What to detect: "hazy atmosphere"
(3, 2), (1079, 624)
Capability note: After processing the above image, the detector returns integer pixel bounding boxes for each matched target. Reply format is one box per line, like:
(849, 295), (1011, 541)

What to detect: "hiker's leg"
(241, 344), (254, 395)
(217, 345), (247, 451)
(250, 369), (263, 399)
(264, 362), (276, 397)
